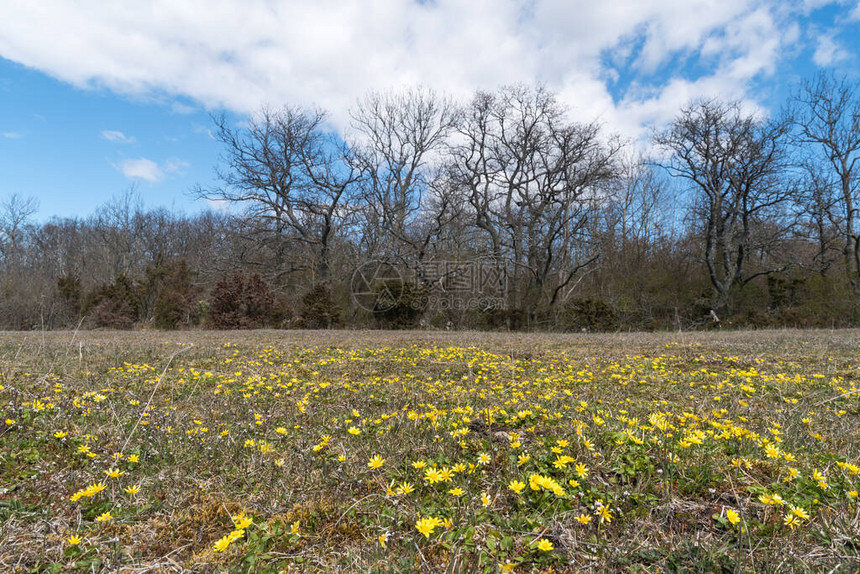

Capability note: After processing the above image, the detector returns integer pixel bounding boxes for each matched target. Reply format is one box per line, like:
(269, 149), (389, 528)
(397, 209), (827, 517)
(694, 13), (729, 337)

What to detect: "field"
(1, 329), (859, 573)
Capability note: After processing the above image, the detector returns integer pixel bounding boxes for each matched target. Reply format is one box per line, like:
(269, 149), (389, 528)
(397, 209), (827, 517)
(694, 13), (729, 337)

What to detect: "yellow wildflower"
(213, 535), (232, 552)
(553, 455), (574, 469)
(725, 509), (740, 525)
(424, 468), (443, 484)
(397, 481), (415, 495)
(509, 480), (526, 494)
(415, 516), (443, 538)
(481, 492), (491, 507)
(758, 493), (784, 506)
(233, 513), (253, 530)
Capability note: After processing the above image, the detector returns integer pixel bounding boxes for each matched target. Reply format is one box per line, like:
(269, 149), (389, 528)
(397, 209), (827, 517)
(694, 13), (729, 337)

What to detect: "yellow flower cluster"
(69, 482), (106, 502)
(528, 474), (565, 497)
(415, 516), (445, 538)
(213, 512), (254, 552)
(10, 338), (860, 568)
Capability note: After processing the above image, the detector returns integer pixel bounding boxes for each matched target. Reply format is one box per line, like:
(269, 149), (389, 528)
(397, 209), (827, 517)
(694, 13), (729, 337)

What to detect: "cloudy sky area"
(1, 0), (859, 219)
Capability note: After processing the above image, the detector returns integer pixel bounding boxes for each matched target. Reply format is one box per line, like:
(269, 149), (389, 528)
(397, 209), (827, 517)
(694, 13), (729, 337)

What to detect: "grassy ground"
(1, 328), (859, 572)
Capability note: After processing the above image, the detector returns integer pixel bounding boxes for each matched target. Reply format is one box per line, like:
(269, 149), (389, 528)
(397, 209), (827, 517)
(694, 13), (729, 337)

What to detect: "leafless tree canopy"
(450, 86), (621, 322)
(3, 79), (860, 331)
(199, 107), (360, 284)
(654, 99), (792, 313)
(791, 71), (860, 285)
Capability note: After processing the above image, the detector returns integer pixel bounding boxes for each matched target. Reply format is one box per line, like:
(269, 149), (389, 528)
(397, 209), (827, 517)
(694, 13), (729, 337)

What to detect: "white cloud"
(163, 158), (190, 174)
(171, 101), (196, 114)
(192, 124), (215, 140)
(813, 33), (851, 66)
(0, 1), (818, 139)
(115, 157), (189, 181)
(117, 158), (163, 182)
(801, 0), (841, 13)
(205, 197), (233, 212)
(100, 129), (136, 143)
(2, 131), (22, 139)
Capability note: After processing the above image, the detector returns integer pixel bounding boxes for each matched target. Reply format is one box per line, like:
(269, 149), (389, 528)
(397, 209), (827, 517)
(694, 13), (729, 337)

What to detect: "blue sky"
(1, 0), (859, 221)
(0, 61), (223, 219)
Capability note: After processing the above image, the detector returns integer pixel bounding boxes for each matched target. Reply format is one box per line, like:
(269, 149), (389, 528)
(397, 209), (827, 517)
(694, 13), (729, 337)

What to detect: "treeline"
(2, 73), (860, 331)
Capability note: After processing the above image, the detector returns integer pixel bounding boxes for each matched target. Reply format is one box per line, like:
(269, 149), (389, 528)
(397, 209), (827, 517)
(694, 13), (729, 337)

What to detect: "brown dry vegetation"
(1, 329), (859, 573)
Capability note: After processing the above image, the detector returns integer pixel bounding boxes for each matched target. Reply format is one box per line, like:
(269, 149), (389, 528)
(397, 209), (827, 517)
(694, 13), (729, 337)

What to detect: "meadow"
(1, 329), (859, 573)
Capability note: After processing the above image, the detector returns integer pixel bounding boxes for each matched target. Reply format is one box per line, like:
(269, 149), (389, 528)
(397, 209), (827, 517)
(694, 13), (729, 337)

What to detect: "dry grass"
(1, 328), (859, 572)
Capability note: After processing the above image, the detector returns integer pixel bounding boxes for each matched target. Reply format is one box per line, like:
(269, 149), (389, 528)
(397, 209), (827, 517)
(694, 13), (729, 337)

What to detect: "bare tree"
(796, 162), (843, 275)
(349, 87), (458, 263)
(450, 85), (620, 325)
(595, 159), (681, 308)
(0, 194), (41, 328)
(602, 158), (677, 265)
(200, 107), (360, 285)
(88, 187), (147, 281)
(0, 193), (39, 268)
(654, 99), (792, 315)
(791, 72), (860, 286)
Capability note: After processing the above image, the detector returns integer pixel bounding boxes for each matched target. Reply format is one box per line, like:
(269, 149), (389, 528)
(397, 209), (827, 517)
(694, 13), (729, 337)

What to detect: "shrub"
(373, 280), (426, 329)
(469, 307), (527, 331)
(56, 273), (82, 323)
(87, 298), (136, 329)
(561, 297), (618, 332)
(209, 271), (245, 329)
(209, 270), (278, 329)
(154, 260), (196, 329)
(244, 272), (274, 328)
(298, 284), (342, 329)
(82, 274), (141, 329)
